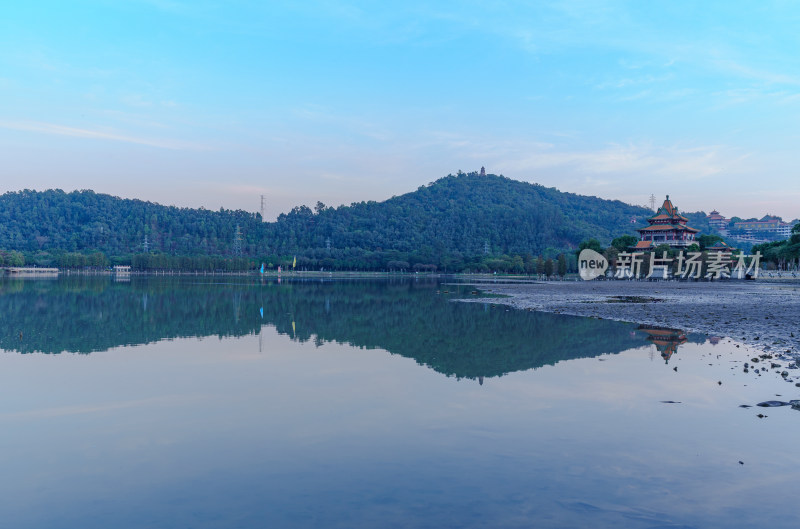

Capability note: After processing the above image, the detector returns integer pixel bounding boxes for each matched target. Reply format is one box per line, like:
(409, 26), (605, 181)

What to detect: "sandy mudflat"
(464, 279), (800, 356)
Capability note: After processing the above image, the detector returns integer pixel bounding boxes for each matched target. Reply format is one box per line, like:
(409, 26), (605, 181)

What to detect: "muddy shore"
(463, 279), (800, 356)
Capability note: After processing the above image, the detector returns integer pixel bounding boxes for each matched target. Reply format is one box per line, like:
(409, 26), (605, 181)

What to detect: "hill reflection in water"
(0, 276), (688, 378)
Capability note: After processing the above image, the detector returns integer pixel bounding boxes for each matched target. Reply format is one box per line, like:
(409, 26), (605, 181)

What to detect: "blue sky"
(1, 1), (799, 220)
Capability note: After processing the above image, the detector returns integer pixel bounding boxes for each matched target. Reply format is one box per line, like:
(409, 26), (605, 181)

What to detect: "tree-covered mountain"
(272, 172), (651, 260)
(0, 188), (264, 256)
(0, 172), (655, 271)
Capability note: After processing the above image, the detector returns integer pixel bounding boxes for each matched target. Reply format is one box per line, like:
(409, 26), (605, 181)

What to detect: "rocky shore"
(463, 278), (800, 357)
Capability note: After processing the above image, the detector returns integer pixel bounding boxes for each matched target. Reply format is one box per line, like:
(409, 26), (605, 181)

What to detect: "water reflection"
(3, 277), (799, 529)
(637, 325), (688, 364)
(1, 276), (702, 379)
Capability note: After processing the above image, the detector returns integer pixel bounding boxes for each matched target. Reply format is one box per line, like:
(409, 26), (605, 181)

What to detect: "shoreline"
(460, 279), (800, 358)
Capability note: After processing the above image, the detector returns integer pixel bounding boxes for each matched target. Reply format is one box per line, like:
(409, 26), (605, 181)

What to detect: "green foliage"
(536, 256), (545, 275)
(611, 235), (638, 251)
(0, 174), (653, 271)
(653, 244), (674, 256)
(578, 238), (605, 254)
(0, 189), (264, 257)
(683, 211), (713, 234)
(557, 254), (567, 276)
(0, 250), (25, 266)
(754, 237), (800, 268)
(697, 234), (723, 250)
(544, 258), (554, 277)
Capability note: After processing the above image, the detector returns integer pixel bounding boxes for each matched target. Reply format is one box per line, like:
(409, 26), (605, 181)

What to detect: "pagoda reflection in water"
(638, 325), (688, 364)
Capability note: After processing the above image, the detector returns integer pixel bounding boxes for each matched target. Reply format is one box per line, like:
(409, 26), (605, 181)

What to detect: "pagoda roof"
(648, 195), (689, 222)
(634, 240), (653, 249)
(707, 241), (735, 251)
(639, 224), (699, 233)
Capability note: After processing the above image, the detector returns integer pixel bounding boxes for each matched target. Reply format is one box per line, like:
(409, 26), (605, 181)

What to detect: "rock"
(757, 401), (789, 407)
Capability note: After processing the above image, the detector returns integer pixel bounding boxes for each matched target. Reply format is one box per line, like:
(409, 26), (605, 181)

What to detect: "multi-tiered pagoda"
(634, 195), (699, 250)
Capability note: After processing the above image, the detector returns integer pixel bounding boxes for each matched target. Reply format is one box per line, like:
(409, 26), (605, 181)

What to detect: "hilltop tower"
(480, 166), (486, 176)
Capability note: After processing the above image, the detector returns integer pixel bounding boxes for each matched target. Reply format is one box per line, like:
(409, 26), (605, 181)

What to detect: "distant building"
(705, 240), (736, 255)
(634, 196), (699, 250)
(480, 166), (486, 176)
(707, 210), (730, 232)
(733, 217), (793, 239)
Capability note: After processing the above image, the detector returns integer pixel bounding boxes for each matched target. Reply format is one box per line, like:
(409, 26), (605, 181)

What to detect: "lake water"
(2, 276), (799, 528)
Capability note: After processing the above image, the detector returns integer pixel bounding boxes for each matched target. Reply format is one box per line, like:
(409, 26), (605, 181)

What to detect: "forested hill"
(270, 172), (651, 258)
(0, 188), (265, 255)
(0, 173), (653, 270)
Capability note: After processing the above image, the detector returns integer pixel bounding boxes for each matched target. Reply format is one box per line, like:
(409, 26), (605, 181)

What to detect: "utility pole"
(260, 195), (266, 221)
(233, 225), (243, 256)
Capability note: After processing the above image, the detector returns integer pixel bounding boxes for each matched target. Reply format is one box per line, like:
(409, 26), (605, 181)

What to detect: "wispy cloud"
(292, 104), (393, 142)
(595, 74), (674, 90)
(0, 120), (208, 150)
(421, 132), (747, 184)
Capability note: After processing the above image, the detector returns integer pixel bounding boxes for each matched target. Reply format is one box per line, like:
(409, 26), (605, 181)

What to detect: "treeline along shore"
(1, 171), (795, 273)
(0, 172), (652, 273)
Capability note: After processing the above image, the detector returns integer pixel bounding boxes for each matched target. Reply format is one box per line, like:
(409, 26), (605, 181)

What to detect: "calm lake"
(1, 276), (799, 528)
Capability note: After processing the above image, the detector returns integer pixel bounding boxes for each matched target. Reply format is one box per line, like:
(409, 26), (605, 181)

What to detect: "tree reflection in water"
(1, 276), (703, 379)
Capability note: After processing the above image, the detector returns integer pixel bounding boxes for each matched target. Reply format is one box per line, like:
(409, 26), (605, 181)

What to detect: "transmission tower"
(325, 237), (331, 252)
(484, 240), (490, 255)
(649, 194), (657, 211)
(260, 195), (266, 221)
(143, 234), (149, 253)
(233, 225), (243, 256)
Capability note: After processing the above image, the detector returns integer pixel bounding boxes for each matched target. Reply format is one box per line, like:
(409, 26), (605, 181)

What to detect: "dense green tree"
(611, 235), (638, 251)
(697, 234), (723, 250)
(578, 238), (604, 254)
(536, 256), (545, 275)
(544, 258), (554, 277)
